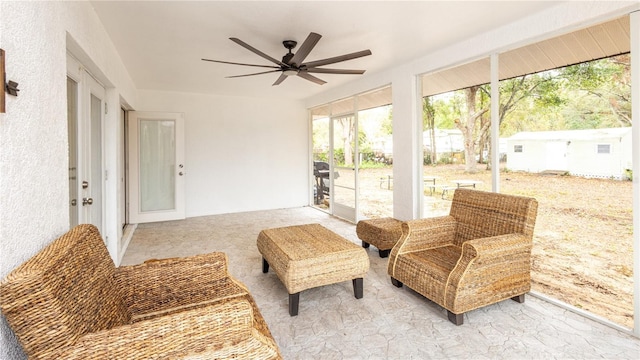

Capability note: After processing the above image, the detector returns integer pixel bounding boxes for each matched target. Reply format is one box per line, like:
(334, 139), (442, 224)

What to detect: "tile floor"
(121, 207), (640, 359)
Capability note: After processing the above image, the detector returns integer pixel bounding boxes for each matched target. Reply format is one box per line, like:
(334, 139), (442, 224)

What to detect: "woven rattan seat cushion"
(392, 246), (461, 304)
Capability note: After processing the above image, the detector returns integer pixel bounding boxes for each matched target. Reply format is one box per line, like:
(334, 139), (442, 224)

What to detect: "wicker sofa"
(0, 224), (281, 359)
(388, 189), (538, 325)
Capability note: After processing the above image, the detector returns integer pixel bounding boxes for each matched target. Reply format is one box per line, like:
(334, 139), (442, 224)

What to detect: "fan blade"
(226, 69), (282, 78)
(202, 58), (280, 69)
(297, 71), (326, 85)
(303, 49), (372, 68)
(272, 73), (288, 86)
(305, 68), (366, 75)
(229, 37), (288, 67)
(289, 32), (322, 66)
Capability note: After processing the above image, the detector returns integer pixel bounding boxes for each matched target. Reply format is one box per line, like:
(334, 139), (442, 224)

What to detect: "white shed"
(505, 127), (632, 180)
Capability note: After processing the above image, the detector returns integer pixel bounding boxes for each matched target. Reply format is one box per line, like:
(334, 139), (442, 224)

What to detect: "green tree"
(559, 55), (631, 128)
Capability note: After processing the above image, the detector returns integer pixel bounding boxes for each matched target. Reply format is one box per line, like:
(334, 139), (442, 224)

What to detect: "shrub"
(314, 152), (328, 162)
(424, 153), (433, 165)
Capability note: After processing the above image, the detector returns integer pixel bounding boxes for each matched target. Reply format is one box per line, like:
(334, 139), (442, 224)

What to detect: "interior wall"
(0, 2), (136, 359)
(136, 90), (309, 217)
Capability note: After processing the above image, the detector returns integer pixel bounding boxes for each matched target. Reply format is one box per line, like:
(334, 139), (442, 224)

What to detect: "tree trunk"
(485, 135), (492, 170)
(340, 117), (355, 166)
(457, 86), (478, 173)
(430, 128), (437, 164)
(423, 98), (437, 165)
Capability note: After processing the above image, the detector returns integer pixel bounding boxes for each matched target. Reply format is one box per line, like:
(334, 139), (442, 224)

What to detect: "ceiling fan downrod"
(282, 40), (297, 65)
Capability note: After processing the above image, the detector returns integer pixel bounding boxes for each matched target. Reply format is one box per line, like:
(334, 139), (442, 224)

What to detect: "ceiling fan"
(202, 32), (372, 86)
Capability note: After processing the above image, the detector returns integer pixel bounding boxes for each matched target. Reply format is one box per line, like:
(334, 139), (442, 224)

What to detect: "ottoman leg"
(262, 258), (269, 273)
(352, 278), (363, 299)
(378, 249), (390, 258)
(448, 311), (464, 325)
(289, 292), (300, 316)
(362, 241), (370, 248)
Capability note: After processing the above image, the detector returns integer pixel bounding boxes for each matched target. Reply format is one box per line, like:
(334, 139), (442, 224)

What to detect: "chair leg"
(378, 249), (390, 258)
(390, 277), (403, 288)
(352, 278), (363, 299)
(289, 292), (300, 316)
(262, 258), (269, 273)
(447, 311), (464, 325)
(362, 241), (370, 248)
(511, 294), (526, 303)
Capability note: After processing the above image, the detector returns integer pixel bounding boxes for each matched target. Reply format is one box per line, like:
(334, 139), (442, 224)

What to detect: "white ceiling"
(90, 1), (562, 100)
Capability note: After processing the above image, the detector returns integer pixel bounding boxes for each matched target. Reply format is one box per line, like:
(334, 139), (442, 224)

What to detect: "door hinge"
(105, 169), (109, 181)
(105, 103), (108, 115)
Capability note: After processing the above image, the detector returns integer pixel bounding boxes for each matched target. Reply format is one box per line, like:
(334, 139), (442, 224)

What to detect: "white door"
(545, 141), (568, 171)
(128, 111), (185, 223)
(67, 56), (105, 233)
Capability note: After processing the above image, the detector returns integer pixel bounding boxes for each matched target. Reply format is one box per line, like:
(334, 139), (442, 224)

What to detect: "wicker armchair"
(388, 189), (538, 325)
(0, 224), (281, 359)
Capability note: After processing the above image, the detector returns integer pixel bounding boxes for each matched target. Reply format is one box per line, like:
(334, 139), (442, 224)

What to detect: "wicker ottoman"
(256, 223), (370, 316)
(356, 217), (403, 258)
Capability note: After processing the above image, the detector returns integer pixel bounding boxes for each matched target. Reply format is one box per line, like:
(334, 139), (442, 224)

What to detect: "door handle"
(82, 197), (93, 206)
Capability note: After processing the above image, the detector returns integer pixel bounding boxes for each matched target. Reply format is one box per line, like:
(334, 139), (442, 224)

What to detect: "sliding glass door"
(310, 86), (393, 223)
(331, 113), (357, 222)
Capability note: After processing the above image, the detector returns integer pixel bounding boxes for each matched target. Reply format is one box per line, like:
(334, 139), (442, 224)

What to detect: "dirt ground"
(338, 164), (634, 328)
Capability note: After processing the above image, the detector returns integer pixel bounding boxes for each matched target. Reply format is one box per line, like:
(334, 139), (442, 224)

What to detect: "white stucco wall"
(0, 2), (136, 359)
(136, 90), (309, 217)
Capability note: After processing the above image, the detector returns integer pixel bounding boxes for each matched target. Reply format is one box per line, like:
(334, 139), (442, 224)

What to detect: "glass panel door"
(128, 111), (185, 223)
(332, 114), (357, 222)
(139, 119), (176, 212)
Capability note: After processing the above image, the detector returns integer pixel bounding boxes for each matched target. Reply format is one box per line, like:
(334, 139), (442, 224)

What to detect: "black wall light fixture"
(6, 80), (19, 96)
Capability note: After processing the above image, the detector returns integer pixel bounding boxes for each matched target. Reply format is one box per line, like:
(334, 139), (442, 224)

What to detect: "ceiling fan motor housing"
(282, 40), (297, 50)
